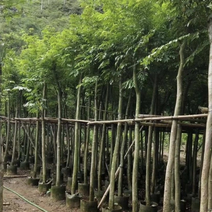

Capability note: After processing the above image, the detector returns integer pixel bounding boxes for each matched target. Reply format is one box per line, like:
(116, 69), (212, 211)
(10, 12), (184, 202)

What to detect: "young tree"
(108, 76), (123, 209)
(200, 15), (212, 212)
(163, 41), (185, 212)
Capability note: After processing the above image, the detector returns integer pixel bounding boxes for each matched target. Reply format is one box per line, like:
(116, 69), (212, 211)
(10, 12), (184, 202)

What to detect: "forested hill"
(0, 0), (81, 40)
(0, 0), (211, 118)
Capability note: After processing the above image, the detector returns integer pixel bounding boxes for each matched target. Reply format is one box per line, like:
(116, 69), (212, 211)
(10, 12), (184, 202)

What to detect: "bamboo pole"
(0, 113), (208, 125)
(88, 114), (207, 125)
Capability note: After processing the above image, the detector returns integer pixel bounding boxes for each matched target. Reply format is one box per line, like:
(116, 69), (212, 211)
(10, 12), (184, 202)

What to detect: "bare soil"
(2, 150), (199, 212)
(3, 170), (80, 212)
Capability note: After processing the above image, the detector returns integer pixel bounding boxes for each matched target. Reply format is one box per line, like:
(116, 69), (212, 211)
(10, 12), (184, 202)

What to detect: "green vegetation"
(0, 0), (210, 118)
(0, 0), (209, 118)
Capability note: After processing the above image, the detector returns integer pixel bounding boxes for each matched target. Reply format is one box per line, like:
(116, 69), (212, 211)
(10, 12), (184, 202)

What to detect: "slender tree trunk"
(146, 76), (157, 205)
(71, 76), (82, 194)
(199, 131), (205, 198)
(25, 125), (31, 163)
(118, 92), (131, 196)
(22, 129), (27, 159)
(41, 83), (47, 183)
(209, 155), (212, 209)
(66, 124), (70, 167)
(208, 135), (212, 209)
(108, 76), (123, 209)
(151, 78), (158, 195)
(127, 126), (132, 191)
(132, 66), (140, 212)
(171, 169), (174, 202)
(56, 89), (62, 186)
(4, 93), (10, 162)
(52, 124), (57, 164)
(98, 85), (108, 191)
(163, 41), (185, 212)
(83, 95), (90, 184)
(33, 113), (39, 178)
(89, 80), (98, 202)
(110, 124), (115, 171)
(16, 91), (21, 162)
(192, 131), (199, 196)
(144, 129), (148, 162)
(70, 127), (74, 170)
(11, 106), (18, 165)
(151, 128), (159, 194)
(78, 125), (81, 173)
(71, 118), (80, 193)
(17, 122), (21, 161)
(174, 124), (182, 212)
(146, 125), (153, 206)
(185, 132), (192, 184)
(61, 125), (64, 166)
(200, 19), (212, 212)
(140, 130), (144, 174)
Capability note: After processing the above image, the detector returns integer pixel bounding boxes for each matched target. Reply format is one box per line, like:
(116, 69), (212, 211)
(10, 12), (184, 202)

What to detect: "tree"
(108, 75), (123, 209)
(163, 41), (185, 212)
(200, 15), (212, 212)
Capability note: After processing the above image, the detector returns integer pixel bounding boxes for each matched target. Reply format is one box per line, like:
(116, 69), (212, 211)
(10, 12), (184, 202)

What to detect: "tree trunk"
(41, 83), (47, 183)
(109, 123), (115, 171)
(17, 122), (21, 161)
(66, 124), (70, 167)
(25, 125), (31, 163)
(174, 124), (182, 212)
(146, 125), (153, 206)
(4, 93), (10, 162)
(163, 41), (185, 212)
(132, 66), (140, 212)
(108, 76), (123, 209)
(209, 155), (212, 209)
(71, 76), (82, 194)
(146, 75), (157, 205)
(127, 126), (132, 191)
(52, 124), (57, 164)
(192, 131), (199, 196)
(185, 132), (193, 184)
(199, 131), (205, 198)
(61, 125), (64, 167)
(118, 92), (131, 196)
(56, 89), (62, 186)
(11, 106), (18, 165)
(151, 128), (159, 194)
(33, 114), (39, 178)
(83, 95), (91, 184)
(200, 18), (212, 212)
(98, 85), (108, 191)
(89, 80), (98, 202)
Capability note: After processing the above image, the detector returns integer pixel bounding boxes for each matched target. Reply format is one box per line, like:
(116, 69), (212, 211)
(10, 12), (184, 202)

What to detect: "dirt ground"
(2, 149), (197, 212)
(3, 170), (80, 212)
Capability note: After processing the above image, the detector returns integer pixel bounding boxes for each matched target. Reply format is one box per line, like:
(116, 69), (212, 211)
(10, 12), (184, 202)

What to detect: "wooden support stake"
(21, 125), (42, 161)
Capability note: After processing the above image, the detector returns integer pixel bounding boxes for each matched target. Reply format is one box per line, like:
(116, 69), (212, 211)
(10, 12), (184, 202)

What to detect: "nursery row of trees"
(0, 0), (212, 212)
